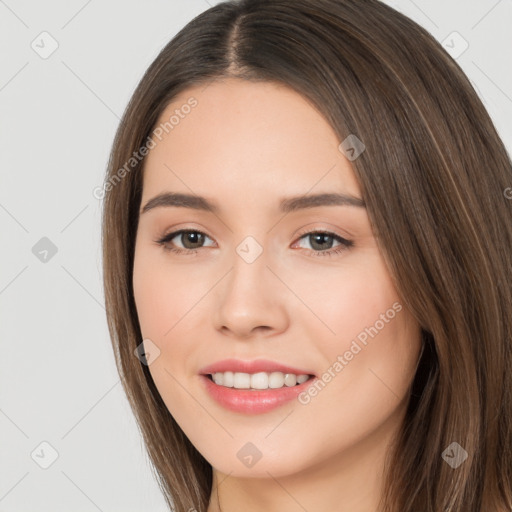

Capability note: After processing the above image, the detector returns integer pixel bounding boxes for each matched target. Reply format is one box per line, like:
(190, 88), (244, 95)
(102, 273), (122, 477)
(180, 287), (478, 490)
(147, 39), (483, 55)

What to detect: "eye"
(155, 228), (354, 257)
(293, 230), (354, 257)
(156, 229), (215, 254)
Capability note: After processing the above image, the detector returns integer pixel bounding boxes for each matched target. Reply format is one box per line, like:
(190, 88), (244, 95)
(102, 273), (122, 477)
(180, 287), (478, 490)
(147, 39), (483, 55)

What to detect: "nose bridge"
(213, 234), (289, 337)
(225, 235), (272, 309)
(231, 236), (268, 292)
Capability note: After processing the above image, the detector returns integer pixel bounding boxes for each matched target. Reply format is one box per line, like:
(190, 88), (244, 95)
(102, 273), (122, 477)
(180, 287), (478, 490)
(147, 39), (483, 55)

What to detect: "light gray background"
(1, 0), (511, 511)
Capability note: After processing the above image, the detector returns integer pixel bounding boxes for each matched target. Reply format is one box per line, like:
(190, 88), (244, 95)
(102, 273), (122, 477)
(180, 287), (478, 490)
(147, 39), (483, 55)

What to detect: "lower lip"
(200, 375), (315, 414)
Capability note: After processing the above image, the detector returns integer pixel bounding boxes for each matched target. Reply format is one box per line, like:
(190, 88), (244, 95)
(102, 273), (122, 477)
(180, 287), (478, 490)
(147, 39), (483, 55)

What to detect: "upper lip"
(199, 358), (315, 376)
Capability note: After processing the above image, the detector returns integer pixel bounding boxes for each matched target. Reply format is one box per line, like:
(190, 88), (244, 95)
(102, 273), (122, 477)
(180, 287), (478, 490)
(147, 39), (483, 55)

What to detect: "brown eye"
(308, 233), (336, 251)
(176, 231), (206, 249)
(156, 229), (215, 253)
(294, 230), (354, 257)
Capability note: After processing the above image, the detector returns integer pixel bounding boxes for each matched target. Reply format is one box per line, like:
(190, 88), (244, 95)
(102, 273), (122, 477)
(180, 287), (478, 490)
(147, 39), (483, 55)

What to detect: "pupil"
(310, 233), (333, 251)
(183, 232), (204, 249)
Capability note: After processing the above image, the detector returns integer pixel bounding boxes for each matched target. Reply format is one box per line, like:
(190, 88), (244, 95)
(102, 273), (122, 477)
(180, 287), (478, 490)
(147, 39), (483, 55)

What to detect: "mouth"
(200, 373), (316, 414)
(205, 371), (315, 390)
(198, 360), (317, 414)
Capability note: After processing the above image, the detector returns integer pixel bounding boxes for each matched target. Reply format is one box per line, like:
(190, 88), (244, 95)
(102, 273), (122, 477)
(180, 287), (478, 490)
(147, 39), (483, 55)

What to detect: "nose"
(212, 248), (290, 340)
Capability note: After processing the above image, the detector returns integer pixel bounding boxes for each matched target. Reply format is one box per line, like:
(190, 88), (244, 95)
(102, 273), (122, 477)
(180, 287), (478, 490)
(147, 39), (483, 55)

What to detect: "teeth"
(234, 372), (251, 389)
(296, 374), (309, 384)
(210, 371), (311, 390)
(251, 372), (268, 389)
(223, 371), (234, 387)
(284, 373), (296, 386)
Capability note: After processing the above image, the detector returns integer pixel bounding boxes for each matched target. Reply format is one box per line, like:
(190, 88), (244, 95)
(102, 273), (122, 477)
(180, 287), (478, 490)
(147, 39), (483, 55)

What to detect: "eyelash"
(155, 228), (354, 258)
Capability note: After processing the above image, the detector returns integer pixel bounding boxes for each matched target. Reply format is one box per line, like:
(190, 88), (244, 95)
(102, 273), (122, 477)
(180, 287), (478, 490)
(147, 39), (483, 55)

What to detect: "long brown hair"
(101, 1), (512, 510)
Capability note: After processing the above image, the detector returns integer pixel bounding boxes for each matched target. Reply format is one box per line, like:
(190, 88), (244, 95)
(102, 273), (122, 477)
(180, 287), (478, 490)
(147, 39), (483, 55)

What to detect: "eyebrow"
(140, 191), (366, 215)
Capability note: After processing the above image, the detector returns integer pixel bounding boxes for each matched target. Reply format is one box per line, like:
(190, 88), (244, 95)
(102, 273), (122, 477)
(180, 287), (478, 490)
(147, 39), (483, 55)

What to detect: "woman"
(100, 0), (512, 510)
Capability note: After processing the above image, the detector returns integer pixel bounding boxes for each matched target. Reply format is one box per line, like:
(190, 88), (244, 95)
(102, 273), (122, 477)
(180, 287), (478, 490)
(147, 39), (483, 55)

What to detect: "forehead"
(141, 77), (362, 202)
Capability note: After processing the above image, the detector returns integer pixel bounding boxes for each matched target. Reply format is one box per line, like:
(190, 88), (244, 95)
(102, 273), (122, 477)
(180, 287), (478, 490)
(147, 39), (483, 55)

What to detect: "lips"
(198, 358), (317, 414)
(199, 358), (315, 376)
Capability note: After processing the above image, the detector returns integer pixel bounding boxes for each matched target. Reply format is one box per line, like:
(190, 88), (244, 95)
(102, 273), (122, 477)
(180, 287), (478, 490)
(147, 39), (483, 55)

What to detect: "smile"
(208, 371), (311, 390)
(199, 359), (317, 414)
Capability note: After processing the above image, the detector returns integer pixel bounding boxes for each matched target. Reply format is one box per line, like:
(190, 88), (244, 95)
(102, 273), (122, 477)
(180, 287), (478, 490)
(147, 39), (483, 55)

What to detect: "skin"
(132, 77), (422, 512)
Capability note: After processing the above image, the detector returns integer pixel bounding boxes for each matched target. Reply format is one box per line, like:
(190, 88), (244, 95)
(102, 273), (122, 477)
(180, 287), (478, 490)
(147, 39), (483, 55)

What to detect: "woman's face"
(133, 77), (422, 479)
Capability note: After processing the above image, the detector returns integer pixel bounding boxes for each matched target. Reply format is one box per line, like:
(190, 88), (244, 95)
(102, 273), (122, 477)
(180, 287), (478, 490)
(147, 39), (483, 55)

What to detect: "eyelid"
(156, 224), (354, 256)
(292, 228), (353, 250)
(157, 225), (350, 243)
(157, 227), (215, 246)
(293, 223), (353, 243)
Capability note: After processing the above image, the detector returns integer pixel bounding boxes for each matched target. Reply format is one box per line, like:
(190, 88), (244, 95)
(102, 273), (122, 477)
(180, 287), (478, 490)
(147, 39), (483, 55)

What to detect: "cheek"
(132, 248), (204, 419)
(290, 252), (420, 413)
(132, 246), (217, 398)
(132, 247), (210, 339)
(284, 250), (401, 346)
